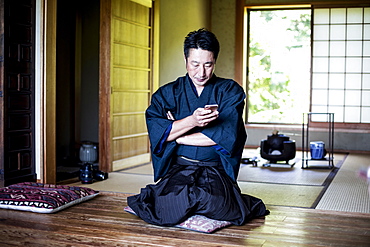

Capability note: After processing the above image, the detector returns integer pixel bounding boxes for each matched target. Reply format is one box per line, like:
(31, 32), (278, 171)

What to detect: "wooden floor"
(1, 193), (370, 247)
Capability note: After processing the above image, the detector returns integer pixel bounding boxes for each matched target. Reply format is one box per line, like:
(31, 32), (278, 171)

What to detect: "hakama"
(128, 158), (268, 226)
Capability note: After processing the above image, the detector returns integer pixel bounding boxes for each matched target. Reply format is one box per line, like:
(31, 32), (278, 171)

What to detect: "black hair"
(184, 28), (220, 61)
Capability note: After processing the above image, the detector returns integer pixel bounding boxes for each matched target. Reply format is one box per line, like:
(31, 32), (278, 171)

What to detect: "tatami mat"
(239, 181), (323, 208)
(316, 154), (370, 213)
(121, 163), (153, 175)
(68, 172), (153, 194)
(238, 164), (334, 186)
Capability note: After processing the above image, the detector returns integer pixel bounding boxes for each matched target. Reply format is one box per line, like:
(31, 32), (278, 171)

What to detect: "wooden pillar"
(99, 0), (111, 173)
(44, 0), (57, 184)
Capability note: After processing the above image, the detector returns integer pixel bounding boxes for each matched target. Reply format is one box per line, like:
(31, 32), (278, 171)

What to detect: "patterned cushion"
(175, 214), (232, 233)
(0, 182), (99, 213)
(124, 206), (232, 233)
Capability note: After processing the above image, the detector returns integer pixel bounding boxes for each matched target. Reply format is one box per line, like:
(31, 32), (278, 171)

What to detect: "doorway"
(55, 0), (100, 182)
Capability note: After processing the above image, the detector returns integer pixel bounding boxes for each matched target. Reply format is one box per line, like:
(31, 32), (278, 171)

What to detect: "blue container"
(310, 141), (325, 159)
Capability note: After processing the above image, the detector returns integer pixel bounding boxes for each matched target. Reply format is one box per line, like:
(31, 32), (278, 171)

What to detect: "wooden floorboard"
(1, 193), (370, 247)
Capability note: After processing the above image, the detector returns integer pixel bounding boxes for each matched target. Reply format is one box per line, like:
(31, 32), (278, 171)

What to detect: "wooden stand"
(302, 113), (335, 169)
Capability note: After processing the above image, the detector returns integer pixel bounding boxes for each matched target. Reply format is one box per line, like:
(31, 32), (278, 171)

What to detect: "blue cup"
(310, 141), (325, 159)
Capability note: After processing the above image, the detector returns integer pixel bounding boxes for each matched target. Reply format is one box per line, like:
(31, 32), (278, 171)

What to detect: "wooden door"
(0, 0), (36, 186)
(109, 0), (153, 171)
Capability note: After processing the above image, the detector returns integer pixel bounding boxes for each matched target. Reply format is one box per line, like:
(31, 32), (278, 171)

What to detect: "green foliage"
(287, 14), (311, 44)
(260, 11), (277, 22)
(248, 10), (310, 123)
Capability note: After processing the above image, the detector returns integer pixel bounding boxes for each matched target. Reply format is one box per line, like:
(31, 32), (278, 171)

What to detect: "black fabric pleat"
(127, 163), (268, 226)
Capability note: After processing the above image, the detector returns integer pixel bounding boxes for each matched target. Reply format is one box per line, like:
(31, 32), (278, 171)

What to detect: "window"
(312, 7), (370, 123)
(247, 8), (311, 124)
(245, 6), (370, 126)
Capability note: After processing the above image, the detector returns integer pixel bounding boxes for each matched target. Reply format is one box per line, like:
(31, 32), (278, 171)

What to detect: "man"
(127, 28), (268, 227)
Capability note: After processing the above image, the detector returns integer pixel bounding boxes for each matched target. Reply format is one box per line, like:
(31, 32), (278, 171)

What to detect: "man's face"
(185, 48), (215, 88)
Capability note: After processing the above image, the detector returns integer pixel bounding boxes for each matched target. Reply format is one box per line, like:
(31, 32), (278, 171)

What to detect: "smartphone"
(204, 104), (218, 111)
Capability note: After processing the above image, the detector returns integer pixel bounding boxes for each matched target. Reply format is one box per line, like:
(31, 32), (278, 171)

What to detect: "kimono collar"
(187, 74), (216, 97)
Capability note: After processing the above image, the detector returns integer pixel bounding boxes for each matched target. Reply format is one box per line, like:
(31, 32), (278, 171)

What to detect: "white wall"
(158, 0), (211, 86)
(211, 0), (237, 80)
(158, 0), (239, 85)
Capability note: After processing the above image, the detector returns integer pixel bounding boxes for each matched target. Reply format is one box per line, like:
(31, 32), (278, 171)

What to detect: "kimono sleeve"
(202, 81), (247, 181)
(145, 89), (177, 182)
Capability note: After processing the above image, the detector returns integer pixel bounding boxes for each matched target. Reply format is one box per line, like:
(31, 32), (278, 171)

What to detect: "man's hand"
(189, 107), (219, 127)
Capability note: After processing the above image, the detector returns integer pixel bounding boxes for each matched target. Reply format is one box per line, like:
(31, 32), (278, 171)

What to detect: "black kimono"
(127, 74), (268, 226)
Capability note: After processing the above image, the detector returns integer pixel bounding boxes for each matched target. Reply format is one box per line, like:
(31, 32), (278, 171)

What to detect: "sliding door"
(110, 0), (153, 170)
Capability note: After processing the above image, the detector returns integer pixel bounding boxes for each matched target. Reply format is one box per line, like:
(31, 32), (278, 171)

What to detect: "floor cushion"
(0, 182), (99, 213)
(124, 206), (232, 233)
